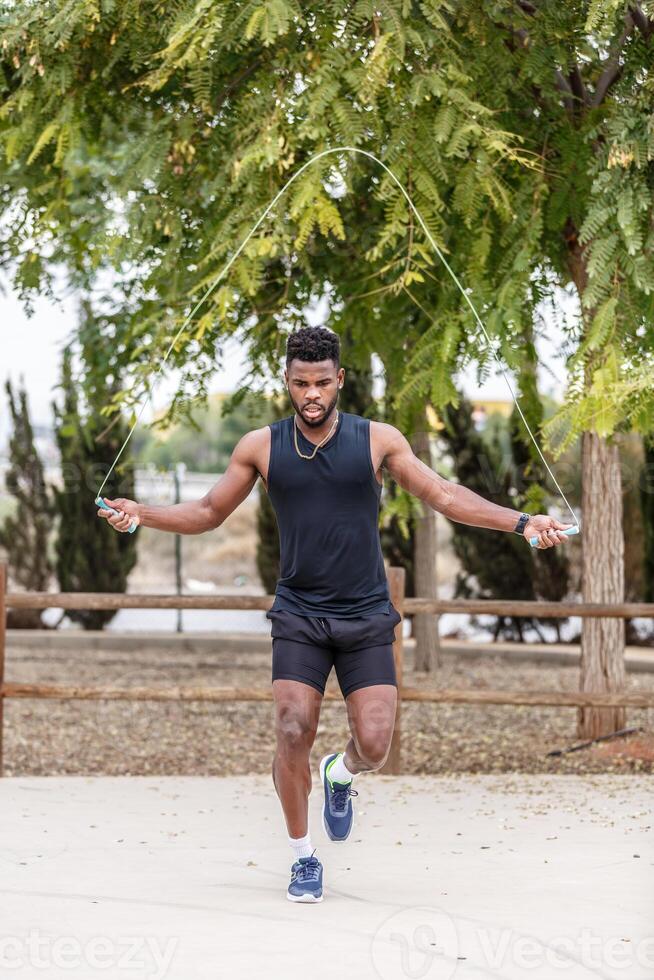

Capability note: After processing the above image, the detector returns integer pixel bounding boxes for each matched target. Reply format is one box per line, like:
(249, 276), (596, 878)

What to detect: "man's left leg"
(343, 684), (398, 772)
(320, 682), (397, 841)
(319, 616), (399, 841)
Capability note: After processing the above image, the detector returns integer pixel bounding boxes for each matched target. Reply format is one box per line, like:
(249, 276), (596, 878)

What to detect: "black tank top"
(265, 411), (390, 618)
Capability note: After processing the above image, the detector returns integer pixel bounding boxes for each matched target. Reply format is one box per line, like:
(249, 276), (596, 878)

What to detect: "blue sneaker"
(287, 852), (323, 903)
(319, 753), (358, 842)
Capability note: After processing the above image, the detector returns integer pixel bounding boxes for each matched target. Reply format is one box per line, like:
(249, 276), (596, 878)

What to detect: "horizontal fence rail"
(6, 593), (654, 618)
(4, 683), (653, 709)
(1, 566), (652, 775)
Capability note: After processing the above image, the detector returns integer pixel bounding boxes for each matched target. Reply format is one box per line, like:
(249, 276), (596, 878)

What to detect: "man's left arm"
(378, 423), (574, 550)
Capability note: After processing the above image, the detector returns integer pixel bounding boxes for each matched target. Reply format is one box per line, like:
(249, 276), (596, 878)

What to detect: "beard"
(289, 389), (340, 429)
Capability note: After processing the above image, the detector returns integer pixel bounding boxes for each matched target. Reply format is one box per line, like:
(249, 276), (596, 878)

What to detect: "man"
(98, 325), (573, 904)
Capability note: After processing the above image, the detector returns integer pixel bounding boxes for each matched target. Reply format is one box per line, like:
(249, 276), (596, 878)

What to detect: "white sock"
(289, 832), (314, 861)
(326, 752), (356, 785)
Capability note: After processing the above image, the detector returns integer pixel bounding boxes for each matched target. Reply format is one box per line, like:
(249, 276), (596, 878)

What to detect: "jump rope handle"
(529, 525), (579, 548)
(95, 497), (138, 534)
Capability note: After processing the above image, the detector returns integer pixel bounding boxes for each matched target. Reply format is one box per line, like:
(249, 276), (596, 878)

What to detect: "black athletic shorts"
(267, 604), (402, 698)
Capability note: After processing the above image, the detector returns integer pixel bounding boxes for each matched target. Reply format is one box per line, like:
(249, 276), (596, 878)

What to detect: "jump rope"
(94, 146), (580, 549)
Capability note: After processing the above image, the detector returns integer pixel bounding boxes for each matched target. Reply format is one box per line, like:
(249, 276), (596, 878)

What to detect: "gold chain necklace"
(293, 410), (339, 460)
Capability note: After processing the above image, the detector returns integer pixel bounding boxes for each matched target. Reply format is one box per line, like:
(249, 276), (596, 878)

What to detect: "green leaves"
(26, 120), (60, 164)
(585, 296), (618, 352)
(584, 0), (625, 37)
(245, 0), (303, 45)
(2, 0), (654, 456)
(590, 347), (621, 437)
(542, 344), (654, 454)
(394, 318), (461, 429)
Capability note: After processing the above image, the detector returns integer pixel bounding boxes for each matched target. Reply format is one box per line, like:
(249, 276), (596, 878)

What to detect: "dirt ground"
(4, 641), (653, 778)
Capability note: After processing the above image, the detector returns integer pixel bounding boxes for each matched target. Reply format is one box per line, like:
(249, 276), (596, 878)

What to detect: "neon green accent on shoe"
(325, 753), (352, 788)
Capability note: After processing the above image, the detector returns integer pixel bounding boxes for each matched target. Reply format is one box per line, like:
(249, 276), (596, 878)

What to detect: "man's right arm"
(98, 429), (265, 535)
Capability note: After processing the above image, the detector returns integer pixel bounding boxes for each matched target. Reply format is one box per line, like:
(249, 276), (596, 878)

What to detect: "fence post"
(173, 463), (185, 634)
(381, 566), (406, 775)
(0, 554), (6, 777)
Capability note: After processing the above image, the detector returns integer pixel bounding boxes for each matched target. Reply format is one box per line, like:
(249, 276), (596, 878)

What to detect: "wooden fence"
(1, 562), (653, 775)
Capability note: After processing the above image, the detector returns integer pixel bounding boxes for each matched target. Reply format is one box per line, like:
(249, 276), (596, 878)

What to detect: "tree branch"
(510, 0), (643, 115)
(591, 13), (635, 106)
(214, 58), (264, 114)
(554, 70), (575, 115)
(569, 64), (588, 107)
(630, 4), (653, 39)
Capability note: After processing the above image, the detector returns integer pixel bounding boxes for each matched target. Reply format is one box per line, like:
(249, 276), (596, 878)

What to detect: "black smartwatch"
(513, 512), (531, 535)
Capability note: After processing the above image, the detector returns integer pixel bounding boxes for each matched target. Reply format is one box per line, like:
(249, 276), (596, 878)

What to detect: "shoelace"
(331, 783), (358, 813)
(293, 854), (321, 882)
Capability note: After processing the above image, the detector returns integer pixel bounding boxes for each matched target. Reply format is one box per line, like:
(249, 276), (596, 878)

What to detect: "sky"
(1, 277), (577, 447)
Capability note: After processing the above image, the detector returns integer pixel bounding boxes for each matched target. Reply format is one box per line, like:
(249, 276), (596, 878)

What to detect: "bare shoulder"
(369, 420), (396, 445)
(369, 420), (411, 460)
(368, 420), (412, 482)
(233, 425), (270, 456)
(232, 424), (272, 484)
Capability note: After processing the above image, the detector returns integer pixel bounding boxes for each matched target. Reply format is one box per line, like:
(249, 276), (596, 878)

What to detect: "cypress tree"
(439, 398), (537, 641)
(0, 380), (54, 628)
(53, 346), (137, 630)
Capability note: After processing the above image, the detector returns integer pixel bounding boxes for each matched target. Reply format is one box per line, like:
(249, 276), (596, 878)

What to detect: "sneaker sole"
(286, 891), (323, 903)
(319, 754), (352, 843)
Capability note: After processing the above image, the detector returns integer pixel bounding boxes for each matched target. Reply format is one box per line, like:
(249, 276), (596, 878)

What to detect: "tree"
(0, 380), (53, 627)
(433, 392), (574, 640)
(488, 4), (654, 738)
(439, 398), (541, 640)
(0, 1), (537, 434)
(3, 3), (654, 733)
(53, 329), (137, 630)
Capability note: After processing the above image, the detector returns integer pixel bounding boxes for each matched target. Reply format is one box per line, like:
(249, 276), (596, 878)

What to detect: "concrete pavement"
(0, 774), (651, 979)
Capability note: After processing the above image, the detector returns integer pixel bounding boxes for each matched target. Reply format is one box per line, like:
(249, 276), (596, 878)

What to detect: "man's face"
(285, 358), (345, 428)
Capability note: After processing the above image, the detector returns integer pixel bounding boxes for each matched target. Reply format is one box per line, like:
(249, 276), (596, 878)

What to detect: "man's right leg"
(268, 614), (333, 901)
(272, 678), (322, 839)
(273, 679), (326, 903)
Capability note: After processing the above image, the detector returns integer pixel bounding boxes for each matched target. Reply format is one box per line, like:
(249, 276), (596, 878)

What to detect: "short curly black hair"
(286, 326), (340, 369)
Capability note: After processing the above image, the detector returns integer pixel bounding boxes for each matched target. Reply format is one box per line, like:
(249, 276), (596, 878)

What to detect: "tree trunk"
(578, 431), (626, 738)
(567, 239), (626, 738)
(411, 411), (440, 671)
